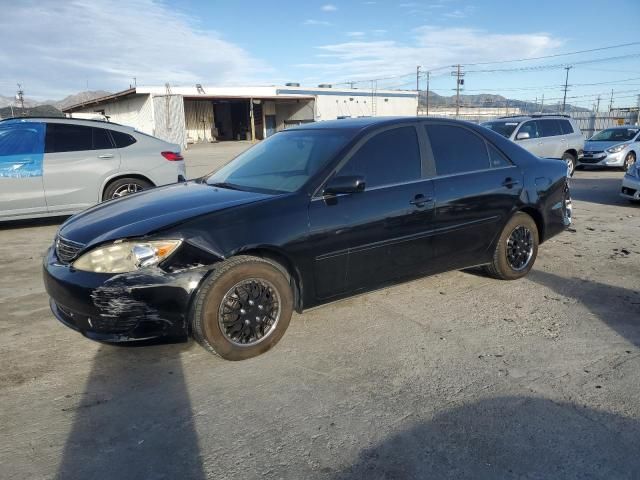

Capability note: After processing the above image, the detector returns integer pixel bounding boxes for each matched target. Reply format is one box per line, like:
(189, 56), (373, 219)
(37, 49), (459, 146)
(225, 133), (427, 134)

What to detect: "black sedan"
(43, 117), (572, 360)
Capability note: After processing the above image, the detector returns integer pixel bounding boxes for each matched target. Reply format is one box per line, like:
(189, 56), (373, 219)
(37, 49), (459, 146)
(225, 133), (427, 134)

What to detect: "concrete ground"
(183, 141), (252, 178)
(0, 148), (639, 479)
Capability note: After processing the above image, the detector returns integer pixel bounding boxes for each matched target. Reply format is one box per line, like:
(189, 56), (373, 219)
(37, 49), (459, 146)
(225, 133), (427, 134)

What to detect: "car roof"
(0, 116), (132, 130)
(289, 116), (484, 134)
(490, 114), (573, 122)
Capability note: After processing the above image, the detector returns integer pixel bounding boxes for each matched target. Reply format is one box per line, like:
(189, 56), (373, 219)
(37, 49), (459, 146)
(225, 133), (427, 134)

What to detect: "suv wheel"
(562, 152), (576, 177)
(103, 177), (153, 201)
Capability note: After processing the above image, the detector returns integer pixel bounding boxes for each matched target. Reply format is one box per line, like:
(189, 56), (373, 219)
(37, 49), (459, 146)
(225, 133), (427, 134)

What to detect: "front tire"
(484, 212), (539, 280)
(191, 256), (293, 360)
(562, 152), (576, 177)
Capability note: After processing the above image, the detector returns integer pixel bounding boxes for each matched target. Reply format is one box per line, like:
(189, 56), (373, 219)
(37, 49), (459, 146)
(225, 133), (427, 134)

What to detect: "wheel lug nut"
(244, 319), (250, 325)
(248, 300), (254, 306)
(240, 308), (246, 315)
(255, 316), (260, 321)
(258, 305), (263, 310)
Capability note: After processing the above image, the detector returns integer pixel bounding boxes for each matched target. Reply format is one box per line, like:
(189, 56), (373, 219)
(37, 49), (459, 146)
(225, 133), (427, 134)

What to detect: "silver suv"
(0, 117), (186, 221)
(482, 115), (584, 176)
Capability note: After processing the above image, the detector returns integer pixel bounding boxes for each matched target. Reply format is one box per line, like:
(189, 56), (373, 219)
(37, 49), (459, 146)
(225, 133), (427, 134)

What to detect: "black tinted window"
(93, 128), (113, 150)
(488, 144), (512, 168)
(45, 123), (92, 153)
(426, 124), (490, 175)
(559, 119), (574, 134)
(110, 130), (137, 148)
(338, 126), (421, 187)
(539, 119), (562, 137)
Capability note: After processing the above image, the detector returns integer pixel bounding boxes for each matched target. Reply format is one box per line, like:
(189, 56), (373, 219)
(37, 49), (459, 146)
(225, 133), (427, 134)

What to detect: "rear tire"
(102, 177), (153, 201)
(191, 255), (293, 360)
(484, 212), (539, 280)
(562, 152), (576, 177)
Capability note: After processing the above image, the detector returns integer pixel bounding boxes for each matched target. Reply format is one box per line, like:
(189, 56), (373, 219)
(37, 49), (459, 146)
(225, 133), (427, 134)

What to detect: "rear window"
(45, 124), (92, 153)
(426, 124), (490, 175)
(110, 130), (137, 148)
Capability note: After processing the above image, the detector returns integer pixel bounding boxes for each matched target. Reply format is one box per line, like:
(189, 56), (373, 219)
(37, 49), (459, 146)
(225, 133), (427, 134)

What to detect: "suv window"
(425, 124), (490, 175)
(338, 126), (421, 188)
(45, 124), (93, 153)
(559, 119), (574, 135)
(517, 121), (540, 139)
(110, 130), (137, 148)
(539, 119), (562, 137)
(93, 127), (113, 150)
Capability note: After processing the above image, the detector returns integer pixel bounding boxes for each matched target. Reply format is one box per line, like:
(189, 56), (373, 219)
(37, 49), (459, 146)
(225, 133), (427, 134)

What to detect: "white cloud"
(444, 6), (475, 18)
(321, 4), (338, 11)
(297, 26), (562, 83)
(0, 0), (270, 99)
(372, 29), (387, 35)
(347, 31), (366, 37)
(304, 19), (333, 26)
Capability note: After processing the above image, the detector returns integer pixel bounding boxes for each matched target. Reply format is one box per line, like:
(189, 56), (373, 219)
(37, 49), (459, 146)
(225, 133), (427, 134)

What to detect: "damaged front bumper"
(43, 247), (210, 342)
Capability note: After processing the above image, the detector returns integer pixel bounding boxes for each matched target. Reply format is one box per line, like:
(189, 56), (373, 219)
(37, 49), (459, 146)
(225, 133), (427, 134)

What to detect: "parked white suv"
(0, 117), (186, 221)
(482, 115), (584, 176)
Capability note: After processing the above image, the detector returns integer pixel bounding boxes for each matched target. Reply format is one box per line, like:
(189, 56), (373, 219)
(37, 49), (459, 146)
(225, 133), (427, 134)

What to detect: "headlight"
(606, 143), (629, 154)
(72, 240), (181, 273)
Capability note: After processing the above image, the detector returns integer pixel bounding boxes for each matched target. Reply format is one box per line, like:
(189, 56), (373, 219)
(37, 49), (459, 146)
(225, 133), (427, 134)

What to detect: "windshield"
(205, 129), (351, 193)
(482, 121), (520, 138)
(590, 128), (639, 142)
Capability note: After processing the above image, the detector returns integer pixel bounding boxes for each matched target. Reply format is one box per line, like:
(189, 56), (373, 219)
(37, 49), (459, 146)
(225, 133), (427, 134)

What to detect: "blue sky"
(1, 0), (639, 109)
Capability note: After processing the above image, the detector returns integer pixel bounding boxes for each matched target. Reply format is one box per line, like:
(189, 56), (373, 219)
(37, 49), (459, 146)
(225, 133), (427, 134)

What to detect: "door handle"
(502, 178), (520, 188)
(98, 153), (114, 159)
(409, 194), (434, 207)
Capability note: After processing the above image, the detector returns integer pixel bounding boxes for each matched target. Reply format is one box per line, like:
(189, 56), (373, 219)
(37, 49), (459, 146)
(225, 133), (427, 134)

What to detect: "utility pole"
(451, 64), (464, 118)
(540, 94), (545, 112)
(561, 66), (572, 113)
(425, 70), (430, 117)
(636, 94), (640, 125)
(596, 95), (601, 113)
(416, 65), (420, 116)
(609, 89), (614, 112)
(16, 84), (25, 116)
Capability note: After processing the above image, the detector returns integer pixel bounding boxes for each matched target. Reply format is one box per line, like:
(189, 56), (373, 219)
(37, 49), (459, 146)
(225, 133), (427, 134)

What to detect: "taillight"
(161, 151), (183, 161)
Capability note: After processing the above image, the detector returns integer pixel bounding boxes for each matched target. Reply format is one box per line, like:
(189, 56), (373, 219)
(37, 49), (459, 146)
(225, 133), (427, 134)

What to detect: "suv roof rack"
(497, 113), (571, 120)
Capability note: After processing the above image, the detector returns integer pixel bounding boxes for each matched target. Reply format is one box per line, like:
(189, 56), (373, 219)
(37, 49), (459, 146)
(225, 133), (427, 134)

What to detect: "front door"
(308, 125), (435, 299)
(43, 123), (121, 213)
(0, 121), (47, 219)
(424, 123), (522, 270)
(514, 120), (545, 157)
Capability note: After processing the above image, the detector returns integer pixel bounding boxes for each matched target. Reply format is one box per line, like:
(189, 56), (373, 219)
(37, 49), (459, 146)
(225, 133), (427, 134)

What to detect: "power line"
(466, 53), (640, 74)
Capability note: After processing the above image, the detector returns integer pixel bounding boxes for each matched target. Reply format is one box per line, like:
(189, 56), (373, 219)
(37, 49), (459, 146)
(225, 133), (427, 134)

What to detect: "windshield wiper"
(208, 182), (243, 191)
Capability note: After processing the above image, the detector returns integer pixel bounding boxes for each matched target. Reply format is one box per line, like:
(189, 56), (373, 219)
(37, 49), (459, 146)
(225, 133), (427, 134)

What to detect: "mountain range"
(419, 91), (590, 113)
(0, 90), (111, 117)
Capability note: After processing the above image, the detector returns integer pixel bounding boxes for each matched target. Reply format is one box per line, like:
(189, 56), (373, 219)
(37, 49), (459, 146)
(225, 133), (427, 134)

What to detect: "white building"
(63, 84), (418, 148)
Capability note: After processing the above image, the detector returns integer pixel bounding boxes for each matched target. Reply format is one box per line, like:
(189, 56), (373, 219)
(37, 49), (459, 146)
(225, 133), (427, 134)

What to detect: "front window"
(205, 129), (351, 193)
(482, 121), (520, 138)
(590, 128), (639, 142)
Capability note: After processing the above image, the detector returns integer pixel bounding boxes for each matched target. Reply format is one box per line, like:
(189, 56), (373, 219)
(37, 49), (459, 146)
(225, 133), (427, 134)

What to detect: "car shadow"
(527, 270), (640, 349)
(333, 396), (640, 479)
(570, 174), (629, 207)
(56, 342), (205, 480)
(0, 215), (69, 231)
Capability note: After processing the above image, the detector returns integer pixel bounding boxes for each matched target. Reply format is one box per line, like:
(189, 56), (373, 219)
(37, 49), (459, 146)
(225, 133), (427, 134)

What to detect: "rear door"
(43, 123), (121, 213)
(538, 119), (564, 158)
(308, 124), (436, 298)
(0, 121), (47, 219)
(425, 123), (523, 270)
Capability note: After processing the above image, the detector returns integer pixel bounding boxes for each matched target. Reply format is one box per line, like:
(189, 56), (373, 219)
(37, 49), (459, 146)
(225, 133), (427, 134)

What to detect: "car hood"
(58, 181), (275, 246)
(584, 140), (624, 151)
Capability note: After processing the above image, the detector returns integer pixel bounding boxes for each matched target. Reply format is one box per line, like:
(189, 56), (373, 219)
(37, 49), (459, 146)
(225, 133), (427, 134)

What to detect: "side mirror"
(516, 131), (530, 140)
(323, 175), (366, 195)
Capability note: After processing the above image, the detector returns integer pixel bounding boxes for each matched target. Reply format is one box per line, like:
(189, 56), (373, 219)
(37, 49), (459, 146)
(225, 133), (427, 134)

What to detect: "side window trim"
(312, 123), (424, 198)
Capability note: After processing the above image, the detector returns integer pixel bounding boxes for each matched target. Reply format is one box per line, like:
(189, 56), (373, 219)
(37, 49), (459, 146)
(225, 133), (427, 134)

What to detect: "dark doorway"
(213, 100), (250, 141)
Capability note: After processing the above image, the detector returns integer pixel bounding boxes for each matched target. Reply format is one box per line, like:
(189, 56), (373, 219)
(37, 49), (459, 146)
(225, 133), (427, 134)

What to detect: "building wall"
(313, 92), (417, 120)
(75, 94), (155, 135)
(275, 100), (315, 130)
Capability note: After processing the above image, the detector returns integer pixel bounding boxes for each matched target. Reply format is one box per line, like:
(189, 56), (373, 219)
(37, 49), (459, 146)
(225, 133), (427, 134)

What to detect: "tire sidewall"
(495, 213), (539, 280)
(563, 153), (576, 177)
(103, 177), (152, 201)
(193, 259), (293, 360)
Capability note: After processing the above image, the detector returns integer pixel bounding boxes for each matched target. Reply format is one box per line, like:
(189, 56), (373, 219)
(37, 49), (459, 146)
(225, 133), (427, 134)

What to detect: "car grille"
(583, 151), (603, 156)
(580, 157), (604, 164)
(55, 236), (85, 264)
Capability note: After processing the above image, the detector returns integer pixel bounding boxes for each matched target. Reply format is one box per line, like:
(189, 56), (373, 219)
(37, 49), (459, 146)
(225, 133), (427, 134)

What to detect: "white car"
(578, 126), (639, 172)
(0, 117), (186, 221)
